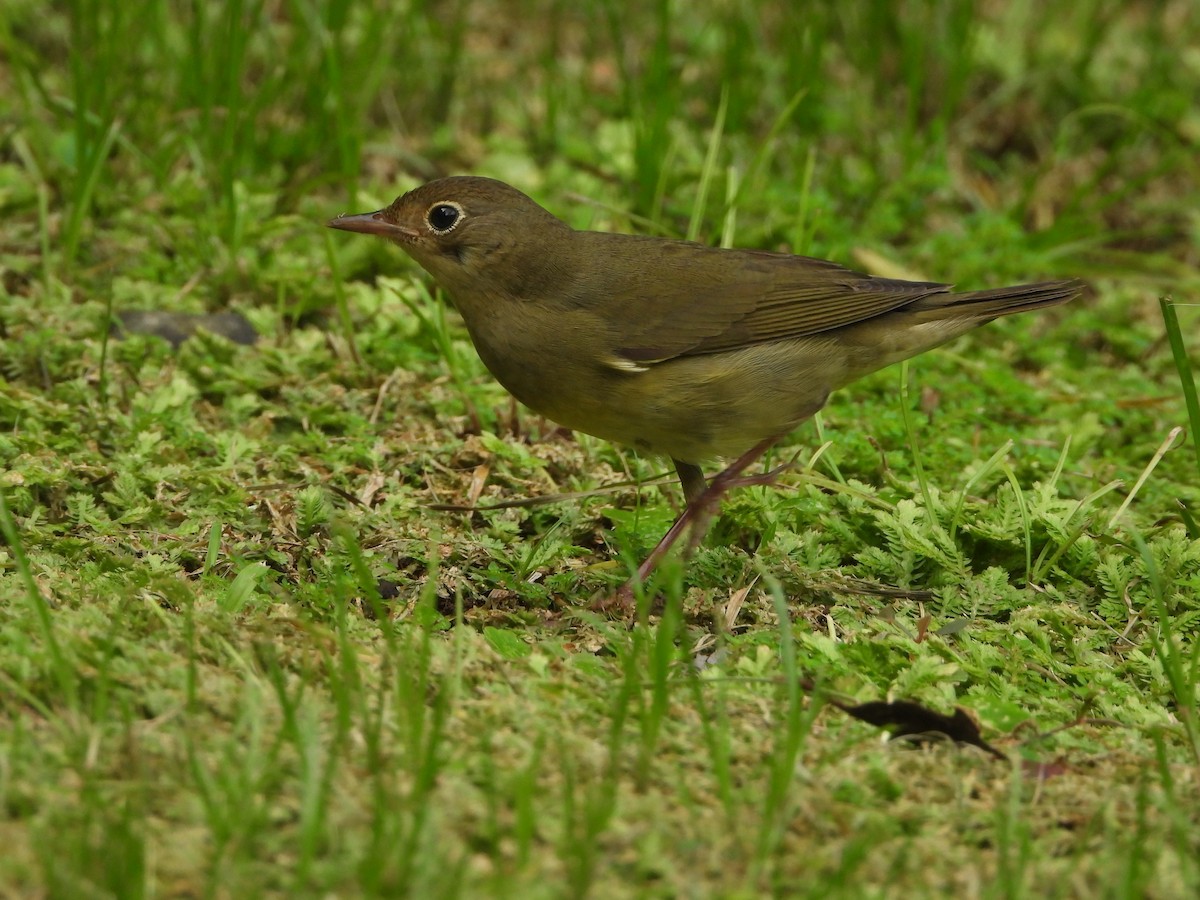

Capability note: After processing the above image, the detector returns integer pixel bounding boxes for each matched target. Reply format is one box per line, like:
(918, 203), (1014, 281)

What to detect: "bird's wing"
(592, 238), (950, 365)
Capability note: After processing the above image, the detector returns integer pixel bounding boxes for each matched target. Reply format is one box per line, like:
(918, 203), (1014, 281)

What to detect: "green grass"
(2, 0), (1200, 895)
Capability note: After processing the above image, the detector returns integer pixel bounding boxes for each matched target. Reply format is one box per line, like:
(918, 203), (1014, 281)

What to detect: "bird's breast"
(456, 296), (841, 462)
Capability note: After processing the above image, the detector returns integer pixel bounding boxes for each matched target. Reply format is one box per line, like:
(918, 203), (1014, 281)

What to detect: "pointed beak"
(326, 210), (417, 239)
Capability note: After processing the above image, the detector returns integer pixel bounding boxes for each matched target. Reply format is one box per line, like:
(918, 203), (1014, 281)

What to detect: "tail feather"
(912, 279), (1083, 321)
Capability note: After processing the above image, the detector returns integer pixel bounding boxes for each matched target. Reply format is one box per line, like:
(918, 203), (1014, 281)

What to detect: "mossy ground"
(1, 2), (1198, 896)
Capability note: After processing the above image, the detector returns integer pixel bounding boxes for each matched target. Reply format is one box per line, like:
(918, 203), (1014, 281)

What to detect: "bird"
(329, 176), (1081, 609)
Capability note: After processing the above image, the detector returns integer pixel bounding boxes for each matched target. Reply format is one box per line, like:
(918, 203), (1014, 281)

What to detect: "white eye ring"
(425, 201), (465, 234)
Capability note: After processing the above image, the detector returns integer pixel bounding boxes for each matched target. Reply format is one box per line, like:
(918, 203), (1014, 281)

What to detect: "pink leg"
(597, 435), (789, 612)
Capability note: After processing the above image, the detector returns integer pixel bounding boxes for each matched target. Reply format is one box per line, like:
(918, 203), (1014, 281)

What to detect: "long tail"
(912, 279), (1084, 321)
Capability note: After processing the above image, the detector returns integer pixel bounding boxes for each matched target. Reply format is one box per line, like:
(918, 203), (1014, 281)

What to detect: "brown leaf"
(115, 310), (257, 347)
(832, 698), (1007, 760)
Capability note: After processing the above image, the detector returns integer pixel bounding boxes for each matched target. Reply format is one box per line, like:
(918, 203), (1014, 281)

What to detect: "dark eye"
(427, 203), (462, 233)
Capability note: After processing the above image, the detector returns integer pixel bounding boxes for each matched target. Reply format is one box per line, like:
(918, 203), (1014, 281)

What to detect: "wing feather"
(583, 236), (950, 364)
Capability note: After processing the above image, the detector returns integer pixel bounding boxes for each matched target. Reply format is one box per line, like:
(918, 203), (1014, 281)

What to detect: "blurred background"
(3, 0), (1196, 298)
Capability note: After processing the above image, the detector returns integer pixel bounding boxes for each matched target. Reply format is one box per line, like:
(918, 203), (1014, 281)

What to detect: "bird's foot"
(596, 436), (789, 614)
